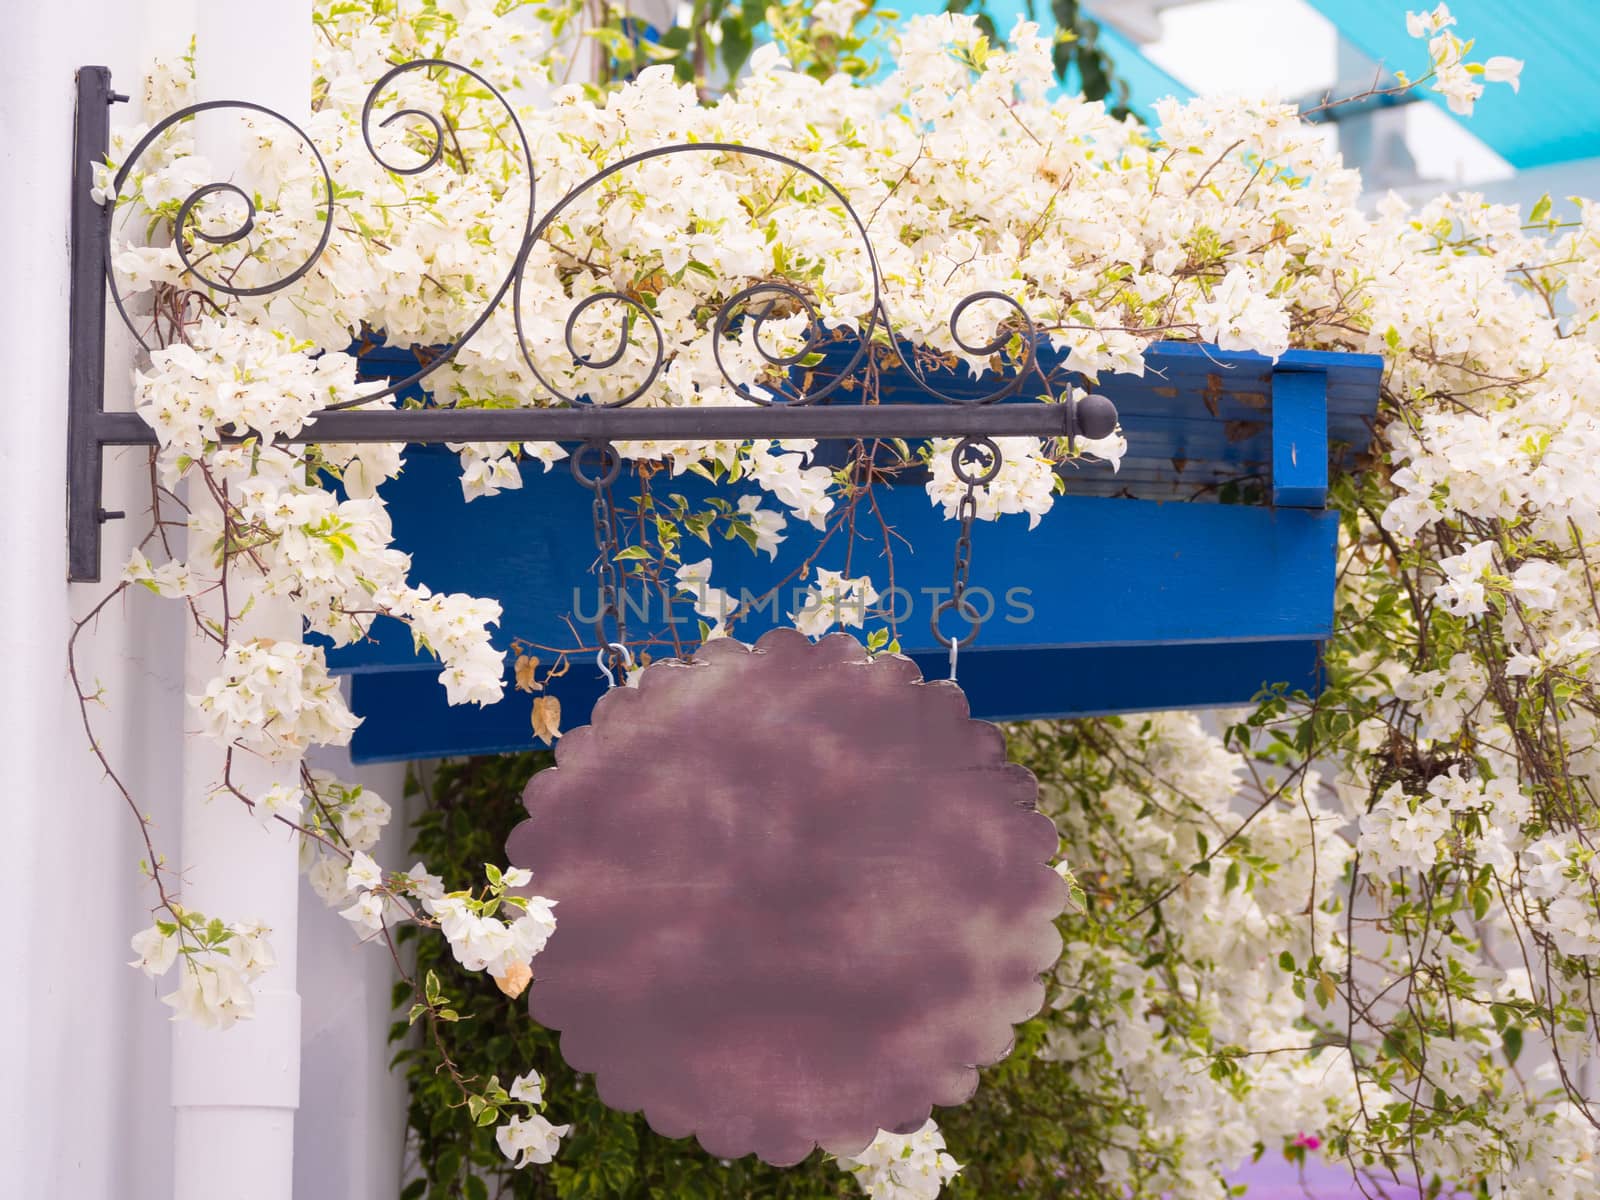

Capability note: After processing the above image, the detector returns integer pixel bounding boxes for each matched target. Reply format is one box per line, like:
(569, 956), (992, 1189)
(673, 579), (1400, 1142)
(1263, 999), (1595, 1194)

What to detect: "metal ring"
(569, 440), (621, 490)
(930, 595), (983, 650)
(950, 436), (1002, 487)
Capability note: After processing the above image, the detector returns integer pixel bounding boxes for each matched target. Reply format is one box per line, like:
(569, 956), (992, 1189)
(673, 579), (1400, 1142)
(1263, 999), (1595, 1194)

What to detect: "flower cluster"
(1406, 4), (1522, 115)
(493, 1071), (571, 1168)
(191, 639), (360, 757)
(837, 1120), (962, 1200)
(130, 909), (275, 1030)
(791, 568), (879, 637)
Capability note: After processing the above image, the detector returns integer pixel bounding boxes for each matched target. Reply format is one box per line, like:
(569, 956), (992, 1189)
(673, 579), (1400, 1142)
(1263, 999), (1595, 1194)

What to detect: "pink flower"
(1292, 1133), (1322, 1151)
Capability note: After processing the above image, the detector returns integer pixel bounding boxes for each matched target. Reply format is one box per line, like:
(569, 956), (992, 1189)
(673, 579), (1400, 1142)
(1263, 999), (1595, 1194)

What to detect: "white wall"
(2, 3), (410, 1196)
(6, 4), (193, 1196)
(296, 752), (413, 1200)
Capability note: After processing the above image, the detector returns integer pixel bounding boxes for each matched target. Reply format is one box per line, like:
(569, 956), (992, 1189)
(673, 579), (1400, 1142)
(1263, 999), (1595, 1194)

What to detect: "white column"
(173, 6), (312, 1200)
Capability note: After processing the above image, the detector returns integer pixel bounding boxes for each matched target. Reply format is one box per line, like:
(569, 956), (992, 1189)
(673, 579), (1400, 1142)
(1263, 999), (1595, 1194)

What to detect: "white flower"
(1483, 55), (1523, 91)
(346, 850), (383, 892)
(1406, 4), (1455, 38)
(161, 960), (256, 1030)
(811, 0), (860, 40)
(308, 857), (354, 907)
(253, 783), (304, 827)
(791, 568), (878, 637)
(229, 922), (276, 978)
(508, 1071), (544, 1104)
(737, 495), (788, 558)
(399, 862), (446, 904)
(340, 891), (387, 935)
(424, 892), (558, 978)
(495, 1113), (570, 1167)
(925, 436), (1059, 529)
(404, 587), (506, 707)
(838, 1120), (961, 1199)
(129, 924), (179, 978)
(743, 441), (835, 530)
(500, 866), (533, 890)
(1191, 267), (1289, 358)
(1359, 782), (1454, 873)
(122, 548), (199, 598)
(674, 560), (738, 624)
(191, 640), (361, 758)
(1509, 559), (1563, 609)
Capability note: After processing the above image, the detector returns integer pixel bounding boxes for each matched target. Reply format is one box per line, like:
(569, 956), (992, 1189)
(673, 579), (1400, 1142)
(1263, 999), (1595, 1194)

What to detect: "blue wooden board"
(327, 449), (1341, 762)
(328, 340), (1377, 762)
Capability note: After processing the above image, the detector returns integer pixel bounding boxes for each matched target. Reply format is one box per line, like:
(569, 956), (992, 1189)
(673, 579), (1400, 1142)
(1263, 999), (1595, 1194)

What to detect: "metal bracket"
(64, 65), (1118, 583)
(67, 66), (120, 582)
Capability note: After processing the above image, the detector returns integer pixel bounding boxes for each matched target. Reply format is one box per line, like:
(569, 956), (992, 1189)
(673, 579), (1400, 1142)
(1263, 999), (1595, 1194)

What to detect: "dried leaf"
(531, 695), (562, 744)
(514, 653), (542, 693)
(493, 960), (532, 999)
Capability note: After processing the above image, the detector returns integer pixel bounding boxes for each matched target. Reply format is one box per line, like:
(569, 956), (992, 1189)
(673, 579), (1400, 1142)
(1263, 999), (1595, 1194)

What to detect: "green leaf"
(1471, 885), (1491, 921)
(1315, 971), (1337, 1009)
(1503, 1026), (1524, 1064)
(719, 18), (754, 81)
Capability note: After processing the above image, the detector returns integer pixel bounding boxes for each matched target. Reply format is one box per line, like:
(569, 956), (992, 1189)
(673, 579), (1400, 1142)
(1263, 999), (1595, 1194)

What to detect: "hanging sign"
(506, 628), (1065, 1165)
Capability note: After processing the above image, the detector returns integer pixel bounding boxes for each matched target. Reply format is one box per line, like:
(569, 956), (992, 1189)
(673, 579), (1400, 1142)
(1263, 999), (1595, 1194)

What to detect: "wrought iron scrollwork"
(68, 60), (1121, 581)
(105, 99), (337, 348)
(99, 62), (1114, 418)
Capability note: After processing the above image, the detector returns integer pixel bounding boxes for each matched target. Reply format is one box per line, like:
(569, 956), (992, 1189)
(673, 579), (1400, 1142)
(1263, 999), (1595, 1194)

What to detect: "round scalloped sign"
(506, 628), (1064, 1166)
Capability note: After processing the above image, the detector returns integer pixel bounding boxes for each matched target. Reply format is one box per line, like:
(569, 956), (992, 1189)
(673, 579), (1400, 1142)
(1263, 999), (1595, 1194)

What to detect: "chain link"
(572, 441), (629, 684)
(931, 437), (999, 679)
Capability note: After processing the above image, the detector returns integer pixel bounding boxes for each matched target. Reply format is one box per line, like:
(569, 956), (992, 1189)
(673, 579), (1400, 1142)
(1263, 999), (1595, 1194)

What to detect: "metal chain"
(950, 489), (977, 613)
(931, 436), (1000, 681)
(571, 440), (629, 684)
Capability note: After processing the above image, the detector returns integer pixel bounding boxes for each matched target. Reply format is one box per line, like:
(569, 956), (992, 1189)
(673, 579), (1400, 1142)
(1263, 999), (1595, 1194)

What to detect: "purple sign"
(507, 629), (1065, 1165)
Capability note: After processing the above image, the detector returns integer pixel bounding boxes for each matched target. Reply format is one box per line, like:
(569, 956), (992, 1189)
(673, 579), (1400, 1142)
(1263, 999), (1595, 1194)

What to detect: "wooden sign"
(506, 628), (1064, 1165)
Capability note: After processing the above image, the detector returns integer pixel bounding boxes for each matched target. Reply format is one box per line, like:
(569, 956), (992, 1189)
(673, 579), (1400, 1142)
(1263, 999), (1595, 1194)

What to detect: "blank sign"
(507, 628), (1066, 1165)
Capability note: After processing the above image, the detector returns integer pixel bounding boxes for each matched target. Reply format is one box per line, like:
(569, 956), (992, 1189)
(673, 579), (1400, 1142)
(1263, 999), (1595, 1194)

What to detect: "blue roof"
(878, 1), (1193, 120)
(1304, 0), (1600, 169)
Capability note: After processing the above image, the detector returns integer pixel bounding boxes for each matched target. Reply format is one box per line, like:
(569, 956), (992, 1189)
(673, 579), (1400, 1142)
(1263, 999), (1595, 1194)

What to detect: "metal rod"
(67, 66), (114, 583)
(90, 402), (1076, 446)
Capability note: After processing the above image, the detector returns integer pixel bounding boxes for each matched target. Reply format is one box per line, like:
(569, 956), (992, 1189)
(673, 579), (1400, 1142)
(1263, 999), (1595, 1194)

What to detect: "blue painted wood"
(326, 448), (1341, 761)
(326, 339), (1379, 762)
(328, 448), (1338, 665)
(1272, 370), (1330, 508)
